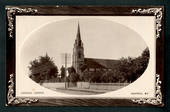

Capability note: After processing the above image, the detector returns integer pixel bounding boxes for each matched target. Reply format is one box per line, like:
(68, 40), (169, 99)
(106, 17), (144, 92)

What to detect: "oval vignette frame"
(6, 6), (164, 106)
(22, 18), (150, 95)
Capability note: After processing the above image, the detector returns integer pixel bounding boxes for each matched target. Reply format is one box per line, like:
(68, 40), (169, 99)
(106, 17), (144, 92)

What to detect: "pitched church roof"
(84, 58), (119, 69)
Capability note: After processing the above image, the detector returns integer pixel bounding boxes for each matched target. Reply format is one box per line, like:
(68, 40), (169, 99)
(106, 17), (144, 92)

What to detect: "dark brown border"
(6, 6), (164, 106)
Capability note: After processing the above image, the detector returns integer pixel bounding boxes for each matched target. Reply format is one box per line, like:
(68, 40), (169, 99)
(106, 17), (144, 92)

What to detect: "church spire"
(75, 22), (82, 47)
(76, 22), (81, 41)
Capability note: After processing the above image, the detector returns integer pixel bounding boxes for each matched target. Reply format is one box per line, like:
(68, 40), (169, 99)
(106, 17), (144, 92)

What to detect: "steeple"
(75, 22), (83, 47)
(76, 22), (81, 41)
(72, 22), (84, 73)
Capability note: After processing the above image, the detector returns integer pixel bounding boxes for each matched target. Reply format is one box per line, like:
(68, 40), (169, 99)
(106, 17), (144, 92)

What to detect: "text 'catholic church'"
(72, 23), (119, 75)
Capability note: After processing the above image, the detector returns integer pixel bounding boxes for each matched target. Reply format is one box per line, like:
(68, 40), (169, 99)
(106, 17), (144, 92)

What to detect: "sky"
(16, 17), (148, 76)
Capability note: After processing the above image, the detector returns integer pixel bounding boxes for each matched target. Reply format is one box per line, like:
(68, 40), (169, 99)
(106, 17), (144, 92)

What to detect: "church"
(72, 23), (119, 75)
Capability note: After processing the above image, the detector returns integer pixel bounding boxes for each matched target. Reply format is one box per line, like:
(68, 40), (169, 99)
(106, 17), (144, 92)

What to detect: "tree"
(28, 53), (58, 83)
(89, 71), (104, 83)
(67, 66), (79, 83)
(60, 66), (66, 81)
(131, 47), (150, 81)
(116, 47), (150, 82)
(99, 47), (150, 83)
(68, 73), (79, 83)
(81, 70), (91, 82)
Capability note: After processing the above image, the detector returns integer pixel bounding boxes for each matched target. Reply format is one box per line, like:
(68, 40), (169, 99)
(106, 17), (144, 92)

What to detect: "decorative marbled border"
(6, 7), (163, 106)
(6, 7), (39, 105)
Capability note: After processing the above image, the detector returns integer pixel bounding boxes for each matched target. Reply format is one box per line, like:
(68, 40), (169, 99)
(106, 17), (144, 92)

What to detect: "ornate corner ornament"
(7, 74), (38, 105)
(132, 74), (162, 105)
(6, 7), (38, 38)
(132, 8), (163, 39)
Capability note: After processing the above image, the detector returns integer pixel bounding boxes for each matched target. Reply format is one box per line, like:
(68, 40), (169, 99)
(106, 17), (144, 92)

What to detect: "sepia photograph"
(17, 17), (150, 95)
(6, 6), (164, 106)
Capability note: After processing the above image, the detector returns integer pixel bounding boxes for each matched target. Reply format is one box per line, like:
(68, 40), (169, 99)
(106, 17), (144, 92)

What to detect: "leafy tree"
(28, 53), (58, 83)
(131, 47), (150, 81)
(116, 47), (150, 82)
(89, 71), (103, 83)
(81, 70), (91, 82)
(60, 66), (66, 81)
(68, 66), (76, 73)
(68, 73), (79, 83)
(67, 66), (79, 83)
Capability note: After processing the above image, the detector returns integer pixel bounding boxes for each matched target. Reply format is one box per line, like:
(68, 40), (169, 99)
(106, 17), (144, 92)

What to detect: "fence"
(77, 82), (129, 90)
(41, 81), (129, 91)
(77, 82), (90, 89)
(41, 82), (65, 89)
(41, 82), (76, 89)
(42, 79), (61, 83)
